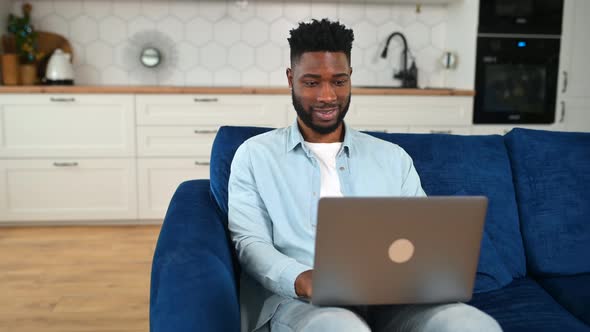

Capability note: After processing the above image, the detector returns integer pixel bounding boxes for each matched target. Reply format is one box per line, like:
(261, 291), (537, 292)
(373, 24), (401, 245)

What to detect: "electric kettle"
(45, 49), (74, 85)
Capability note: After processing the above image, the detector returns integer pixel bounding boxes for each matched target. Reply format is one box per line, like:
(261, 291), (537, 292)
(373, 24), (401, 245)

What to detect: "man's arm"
(228, 142), (311, 298)
(399, 149), (427, 197)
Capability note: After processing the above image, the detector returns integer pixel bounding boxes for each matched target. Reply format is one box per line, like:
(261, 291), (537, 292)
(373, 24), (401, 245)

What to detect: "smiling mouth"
(314, 107), (338, 120)
(314, 106), (338, 112)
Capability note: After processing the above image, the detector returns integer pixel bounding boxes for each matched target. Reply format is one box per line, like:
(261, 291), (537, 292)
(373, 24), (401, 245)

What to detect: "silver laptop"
(311, 196), (488, 306)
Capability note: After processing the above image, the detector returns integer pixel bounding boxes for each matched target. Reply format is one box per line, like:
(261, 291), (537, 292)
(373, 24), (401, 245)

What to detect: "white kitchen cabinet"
(137, 159), (209, 220)
(0, 159), (137, 222)
(135, 94), (292, 220)
(286, 95), (473, 134)
(409, 126), (471, 135)
(346, 96), (472, 133)
(136, 94), (290, 128)
(137, 127), (219, 158)
(348, 0), (461, 4)
(0, 94), (137, 224)
(557, 0), (590, 132)
(557, 99), (590, 133)
(0, 91), (477, 224)
(470, 125), (558, 136)
(0, 94), (135, 157)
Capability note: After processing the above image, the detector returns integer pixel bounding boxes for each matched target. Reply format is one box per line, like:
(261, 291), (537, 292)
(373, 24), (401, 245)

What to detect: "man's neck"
(297, 119), (344, 143)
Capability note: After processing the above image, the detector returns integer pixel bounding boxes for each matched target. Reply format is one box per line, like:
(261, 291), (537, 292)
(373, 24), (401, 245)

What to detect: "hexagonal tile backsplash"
(13, 0), (449, 87)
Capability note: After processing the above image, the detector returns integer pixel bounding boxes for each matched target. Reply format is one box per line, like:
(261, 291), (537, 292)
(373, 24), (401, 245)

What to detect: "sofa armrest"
(150, 180), (240, 332)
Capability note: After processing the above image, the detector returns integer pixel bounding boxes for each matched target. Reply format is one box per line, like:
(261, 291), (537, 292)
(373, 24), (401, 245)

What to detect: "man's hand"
(295, 269), (313, 298)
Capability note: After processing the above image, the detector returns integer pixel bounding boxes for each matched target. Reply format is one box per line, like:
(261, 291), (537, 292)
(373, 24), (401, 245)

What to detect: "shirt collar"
(286, 120), (354, 157)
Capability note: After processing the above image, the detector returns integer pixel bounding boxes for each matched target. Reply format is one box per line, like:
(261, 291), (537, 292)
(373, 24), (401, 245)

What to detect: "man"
(228, 19), (502, 332)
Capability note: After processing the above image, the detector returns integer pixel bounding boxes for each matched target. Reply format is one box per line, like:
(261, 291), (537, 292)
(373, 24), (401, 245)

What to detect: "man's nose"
(317, 83), (336, 103)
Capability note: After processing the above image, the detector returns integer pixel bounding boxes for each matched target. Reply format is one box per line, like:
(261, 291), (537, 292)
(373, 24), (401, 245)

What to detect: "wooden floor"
(0, 225), (161, 332)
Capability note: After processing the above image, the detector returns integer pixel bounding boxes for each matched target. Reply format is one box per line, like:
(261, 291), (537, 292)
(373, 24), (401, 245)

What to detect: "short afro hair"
(288, 18), (354, 66)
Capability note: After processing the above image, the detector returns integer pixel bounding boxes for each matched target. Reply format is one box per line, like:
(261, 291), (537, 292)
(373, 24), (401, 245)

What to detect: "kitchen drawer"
(137, 126), (218, 157)
(0, 158), (137, 222)
(357, 127), (410, 133)
(0, 94), (135, 158)
(346, 96), (473, 128)
(137, 158), (209, 220)
(136, 94), (291, 127)
(409, 126), (472, 135)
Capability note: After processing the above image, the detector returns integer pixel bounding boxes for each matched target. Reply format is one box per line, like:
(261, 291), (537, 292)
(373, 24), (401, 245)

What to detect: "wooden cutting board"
(2, 30), (74, 60)
(2, 30), (74, 82)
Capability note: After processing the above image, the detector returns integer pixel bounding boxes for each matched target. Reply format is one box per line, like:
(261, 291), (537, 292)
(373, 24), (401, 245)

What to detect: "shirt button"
(313, 192), (317, 196)
(339, 166), (345, 171)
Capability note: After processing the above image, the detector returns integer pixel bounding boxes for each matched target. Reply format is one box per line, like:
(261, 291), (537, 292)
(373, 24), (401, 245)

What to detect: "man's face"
(287, 52), (352, 135)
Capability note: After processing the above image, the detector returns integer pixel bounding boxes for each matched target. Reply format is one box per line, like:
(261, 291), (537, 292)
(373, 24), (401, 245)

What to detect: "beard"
(291, 90), (351, 135)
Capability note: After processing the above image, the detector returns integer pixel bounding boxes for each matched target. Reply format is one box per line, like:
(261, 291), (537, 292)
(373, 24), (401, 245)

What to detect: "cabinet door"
(470, 124), (561, 135)
(345, 96), (473, 131)
(409, 126), (471, 135)
(560, 99), (590, 132)
(136, 126), (218, 157)
(0, 94), (135, 157)
(137, 158), (209, 220)
(560, 0), (590, 99)
(558, 0), (590, 132)
(0, 159), (137, 223)
(136, 94), (291, 127)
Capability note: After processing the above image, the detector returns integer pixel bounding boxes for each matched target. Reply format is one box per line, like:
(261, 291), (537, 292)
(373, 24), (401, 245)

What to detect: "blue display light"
(518, 41), (527, 48)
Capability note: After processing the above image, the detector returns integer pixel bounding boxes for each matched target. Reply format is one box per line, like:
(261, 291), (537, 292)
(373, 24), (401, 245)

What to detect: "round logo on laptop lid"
(388, 238), (415, 264)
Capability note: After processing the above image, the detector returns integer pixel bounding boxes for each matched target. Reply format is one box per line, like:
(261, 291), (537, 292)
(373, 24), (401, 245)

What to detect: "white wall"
(8, 0), (477, 88)
(445, 0), (479, 90)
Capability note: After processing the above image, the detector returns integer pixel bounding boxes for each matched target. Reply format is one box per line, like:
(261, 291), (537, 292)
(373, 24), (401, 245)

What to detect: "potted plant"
(6, 3), (44, 85)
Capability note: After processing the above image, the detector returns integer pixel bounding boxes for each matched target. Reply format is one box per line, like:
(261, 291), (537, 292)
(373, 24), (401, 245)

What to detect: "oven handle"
(560, 101), (566, 123)
(562, 71), (568, 94)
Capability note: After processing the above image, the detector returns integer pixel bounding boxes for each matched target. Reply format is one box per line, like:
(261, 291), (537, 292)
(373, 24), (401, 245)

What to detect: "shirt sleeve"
(228, 142), (310, 298)
(399, 149), (427, 197)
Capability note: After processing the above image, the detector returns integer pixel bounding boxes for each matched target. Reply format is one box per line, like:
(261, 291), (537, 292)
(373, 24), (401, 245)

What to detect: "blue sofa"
(150, 126), (590, 332)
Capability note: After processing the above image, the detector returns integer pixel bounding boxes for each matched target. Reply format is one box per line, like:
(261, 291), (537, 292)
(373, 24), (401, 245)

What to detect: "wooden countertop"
(0, 85), (475, 96)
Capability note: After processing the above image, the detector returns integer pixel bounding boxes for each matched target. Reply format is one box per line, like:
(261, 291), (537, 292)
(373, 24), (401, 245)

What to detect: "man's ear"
(286, 68), (293, 88)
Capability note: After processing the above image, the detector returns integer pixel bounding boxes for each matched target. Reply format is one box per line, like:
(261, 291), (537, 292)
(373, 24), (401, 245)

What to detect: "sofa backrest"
(210, 126), (273, 222)
(210, 126), (527, 292)
(368, 132), (526, 289)
(504, 128), (590, 277)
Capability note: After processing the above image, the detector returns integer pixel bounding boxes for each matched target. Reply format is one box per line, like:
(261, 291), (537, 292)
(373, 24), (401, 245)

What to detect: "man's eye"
(303, 81), (318, 87)
(334, 80), (348, 86)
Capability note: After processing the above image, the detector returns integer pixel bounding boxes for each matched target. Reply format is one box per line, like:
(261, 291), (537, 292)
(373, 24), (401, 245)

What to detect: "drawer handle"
(194, 129), (218, 134)
(193, 98), (218, 103)
(50, 97), (76, 102)
(430, 130), (452, 134)
(53, 162), (79, 167)
(194, 161), (210, 166)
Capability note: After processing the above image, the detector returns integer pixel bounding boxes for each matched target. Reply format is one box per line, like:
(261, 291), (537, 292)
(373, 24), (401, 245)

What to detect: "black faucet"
(381, 32), (418, 88)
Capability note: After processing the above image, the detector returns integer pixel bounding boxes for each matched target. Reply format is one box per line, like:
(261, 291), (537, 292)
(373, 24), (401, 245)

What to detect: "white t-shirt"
(304, 141), (343, 197)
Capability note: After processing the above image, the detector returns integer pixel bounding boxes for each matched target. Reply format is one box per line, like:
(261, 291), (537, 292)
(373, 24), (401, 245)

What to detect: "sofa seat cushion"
(504, 128), (590, 276)
(468, 278), (590, 332)
(369, 132), (526, 286)
(538, 273), (590, 325)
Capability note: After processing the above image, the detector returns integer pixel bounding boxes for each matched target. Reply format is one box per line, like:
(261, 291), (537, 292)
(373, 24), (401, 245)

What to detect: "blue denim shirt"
(228, 121), (426, 301)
